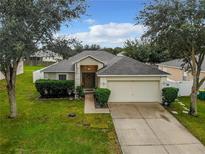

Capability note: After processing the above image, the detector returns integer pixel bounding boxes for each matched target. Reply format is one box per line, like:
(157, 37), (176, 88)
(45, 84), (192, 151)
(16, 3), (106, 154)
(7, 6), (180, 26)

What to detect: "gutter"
(97, 74), (169, 77)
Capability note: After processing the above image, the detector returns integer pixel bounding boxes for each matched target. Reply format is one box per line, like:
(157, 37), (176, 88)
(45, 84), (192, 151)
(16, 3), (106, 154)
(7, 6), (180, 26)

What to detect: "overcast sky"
(58, 0), (148, 48)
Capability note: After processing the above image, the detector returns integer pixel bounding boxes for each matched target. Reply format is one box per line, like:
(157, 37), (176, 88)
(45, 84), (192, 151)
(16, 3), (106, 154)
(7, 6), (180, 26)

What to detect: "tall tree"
(46, 37), (83, 59)
(103, 47), (123, 55)
(0, 0), (86, 118)
(123, 39), (150, 62)
(138, 0), (205, 115)
(123, 39), (170, 63)
(83, 44), (101, 50)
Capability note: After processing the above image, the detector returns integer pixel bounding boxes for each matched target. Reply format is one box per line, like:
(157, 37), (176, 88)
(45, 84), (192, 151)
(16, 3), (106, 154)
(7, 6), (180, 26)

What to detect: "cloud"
(67, 22), (146, 47)
(84, 18), (96, 25)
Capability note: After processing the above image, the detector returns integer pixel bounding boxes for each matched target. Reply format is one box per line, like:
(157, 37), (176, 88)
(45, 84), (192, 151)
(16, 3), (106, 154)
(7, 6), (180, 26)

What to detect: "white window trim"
(56, 73), (68, 80)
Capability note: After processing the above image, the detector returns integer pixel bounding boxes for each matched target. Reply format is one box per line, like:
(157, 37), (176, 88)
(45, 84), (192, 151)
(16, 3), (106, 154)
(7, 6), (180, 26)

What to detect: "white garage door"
(107, 81), (160, 102)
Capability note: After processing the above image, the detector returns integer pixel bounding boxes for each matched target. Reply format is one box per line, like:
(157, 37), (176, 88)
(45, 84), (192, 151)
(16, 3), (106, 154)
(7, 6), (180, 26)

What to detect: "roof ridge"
(97, 55), (169, 75)
(97, 56), (123, 74)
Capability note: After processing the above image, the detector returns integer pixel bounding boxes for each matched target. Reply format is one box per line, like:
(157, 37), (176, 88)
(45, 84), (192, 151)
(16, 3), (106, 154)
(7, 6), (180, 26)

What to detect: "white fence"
(33, 69), (44, 83)
(162, 80), (205, 96)
(0, 71), (5, 80)
(0, 61), (24, 80)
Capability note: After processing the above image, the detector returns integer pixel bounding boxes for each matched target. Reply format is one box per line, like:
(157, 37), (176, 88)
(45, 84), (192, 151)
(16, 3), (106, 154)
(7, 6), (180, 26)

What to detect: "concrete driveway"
(109, 103), (205, 154)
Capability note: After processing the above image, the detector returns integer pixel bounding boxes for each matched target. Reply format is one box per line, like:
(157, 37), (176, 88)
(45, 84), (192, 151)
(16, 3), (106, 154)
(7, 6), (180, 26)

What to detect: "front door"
(82, 73), (95, 88)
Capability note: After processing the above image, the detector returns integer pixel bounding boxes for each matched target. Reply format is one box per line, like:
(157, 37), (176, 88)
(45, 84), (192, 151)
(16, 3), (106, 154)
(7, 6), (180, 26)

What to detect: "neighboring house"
(158, 58), (205, 81)
(159, 58), (205, 96)
(38, 50), (168, 103)
(0, 60), (24, 80)
(27, 50), (63, 65)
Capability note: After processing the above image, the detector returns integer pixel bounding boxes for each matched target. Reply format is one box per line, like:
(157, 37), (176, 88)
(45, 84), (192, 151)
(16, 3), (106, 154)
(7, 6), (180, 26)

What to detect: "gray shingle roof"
(159, 58), (205, 71)
(41, 50), (168, 75)
(97, 56), (169, 75)
(69, 50), (115, 65)
(41, 50), (115, 73)
(41, 60), (74, 72)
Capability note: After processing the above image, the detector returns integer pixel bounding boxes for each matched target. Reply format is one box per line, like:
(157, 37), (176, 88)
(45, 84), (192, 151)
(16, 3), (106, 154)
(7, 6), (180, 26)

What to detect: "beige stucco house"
(40, 50), (168, 103)
(158, 59), (205, 81)
(0, 60), (24, 80)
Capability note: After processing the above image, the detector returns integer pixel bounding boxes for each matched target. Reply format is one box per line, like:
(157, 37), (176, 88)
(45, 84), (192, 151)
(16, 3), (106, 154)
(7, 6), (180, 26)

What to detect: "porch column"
(75, 63), (81, 87)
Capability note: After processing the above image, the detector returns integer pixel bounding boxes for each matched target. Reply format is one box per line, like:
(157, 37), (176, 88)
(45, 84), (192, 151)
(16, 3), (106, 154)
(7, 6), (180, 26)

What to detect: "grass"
(167, 97), (205, 145)
(0, 66), (120, 154)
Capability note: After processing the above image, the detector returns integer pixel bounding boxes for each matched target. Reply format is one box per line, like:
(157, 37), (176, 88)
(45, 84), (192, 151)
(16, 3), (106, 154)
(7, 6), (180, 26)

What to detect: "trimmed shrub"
(198, 90), (205, 100)
(162, 87), (179, 106)
(95, 88), (111, 107)
(35, 79), (74, 98)
(75, 86), (84, 98)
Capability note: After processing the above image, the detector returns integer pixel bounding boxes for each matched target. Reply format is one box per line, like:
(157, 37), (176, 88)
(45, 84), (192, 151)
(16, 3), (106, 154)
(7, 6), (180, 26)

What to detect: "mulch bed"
(37, 96), (75, 101)
(94, 96), (108, 109)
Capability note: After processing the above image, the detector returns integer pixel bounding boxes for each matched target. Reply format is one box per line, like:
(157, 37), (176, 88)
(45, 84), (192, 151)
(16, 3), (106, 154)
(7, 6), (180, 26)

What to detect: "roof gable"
(69, 50), (115, 65)
(72, 55), (105, 65)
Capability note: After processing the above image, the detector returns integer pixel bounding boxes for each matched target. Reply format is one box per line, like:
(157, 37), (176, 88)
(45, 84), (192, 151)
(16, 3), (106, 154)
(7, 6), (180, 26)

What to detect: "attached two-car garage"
(97, 56), (168, 103)
(107, 80), (160, 102)
(98, 76), (165, 103)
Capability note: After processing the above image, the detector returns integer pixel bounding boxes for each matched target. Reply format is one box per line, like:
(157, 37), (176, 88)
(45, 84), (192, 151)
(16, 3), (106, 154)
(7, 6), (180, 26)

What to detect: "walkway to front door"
(109, 103), (205, 154)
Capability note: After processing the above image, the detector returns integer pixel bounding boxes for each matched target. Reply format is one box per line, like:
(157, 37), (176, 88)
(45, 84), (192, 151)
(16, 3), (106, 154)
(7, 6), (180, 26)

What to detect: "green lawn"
(167, 97), (205, 145)
(0, 66), (120, 154)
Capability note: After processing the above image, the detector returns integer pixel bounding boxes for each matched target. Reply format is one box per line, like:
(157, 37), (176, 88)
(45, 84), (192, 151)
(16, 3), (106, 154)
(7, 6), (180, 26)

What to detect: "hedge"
(35, 79), (74, 98)
(162, 87), (179, 106)
(95, 88), (111, 107)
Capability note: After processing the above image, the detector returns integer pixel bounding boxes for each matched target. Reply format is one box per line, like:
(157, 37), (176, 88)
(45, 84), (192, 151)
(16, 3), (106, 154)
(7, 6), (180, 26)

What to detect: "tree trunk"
(5, 63), (18, 118)
(189, 47), (197, 116)
(190, 78), (197, 116)
(7, 83), (17, 118)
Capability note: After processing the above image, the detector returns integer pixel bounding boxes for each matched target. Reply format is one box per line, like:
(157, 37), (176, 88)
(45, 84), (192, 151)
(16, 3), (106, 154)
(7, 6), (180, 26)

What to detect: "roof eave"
(42, 71), (75, 73)
(158, 64), (183, 69)
(97, 74), (169, 77)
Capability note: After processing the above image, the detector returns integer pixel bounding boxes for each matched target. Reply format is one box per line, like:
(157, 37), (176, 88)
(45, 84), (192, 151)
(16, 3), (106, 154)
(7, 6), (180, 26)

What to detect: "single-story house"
(27, 50), (63, 65)
(158, 58), (205, 81)
(0, 60), (24, 80)
(39, 50), (168, 103)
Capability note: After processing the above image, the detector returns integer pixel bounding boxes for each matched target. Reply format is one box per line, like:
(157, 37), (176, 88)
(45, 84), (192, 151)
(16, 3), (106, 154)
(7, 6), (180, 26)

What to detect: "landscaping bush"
(35, 79), (74, 98)
(198, 90), (205, 100)
(75, 86), (84, 98)
(162, 87), (179, 106)
(95, 88), (111, 107)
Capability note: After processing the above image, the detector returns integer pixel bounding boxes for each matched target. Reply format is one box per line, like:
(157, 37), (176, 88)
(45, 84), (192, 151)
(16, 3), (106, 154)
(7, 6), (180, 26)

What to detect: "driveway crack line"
(136, 105), (170, 154)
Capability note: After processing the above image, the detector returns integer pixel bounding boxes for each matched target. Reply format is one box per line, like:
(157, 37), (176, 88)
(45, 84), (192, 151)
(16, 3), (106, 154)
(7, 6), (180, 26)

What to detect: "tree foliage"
(0, 0), (86, 118)
(45, 37), (83, 59)
(137, 0), (205, 115)
(103, 47), (123, 55)
(123, 39), (170, 64)
(83, 44), (101, 50)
